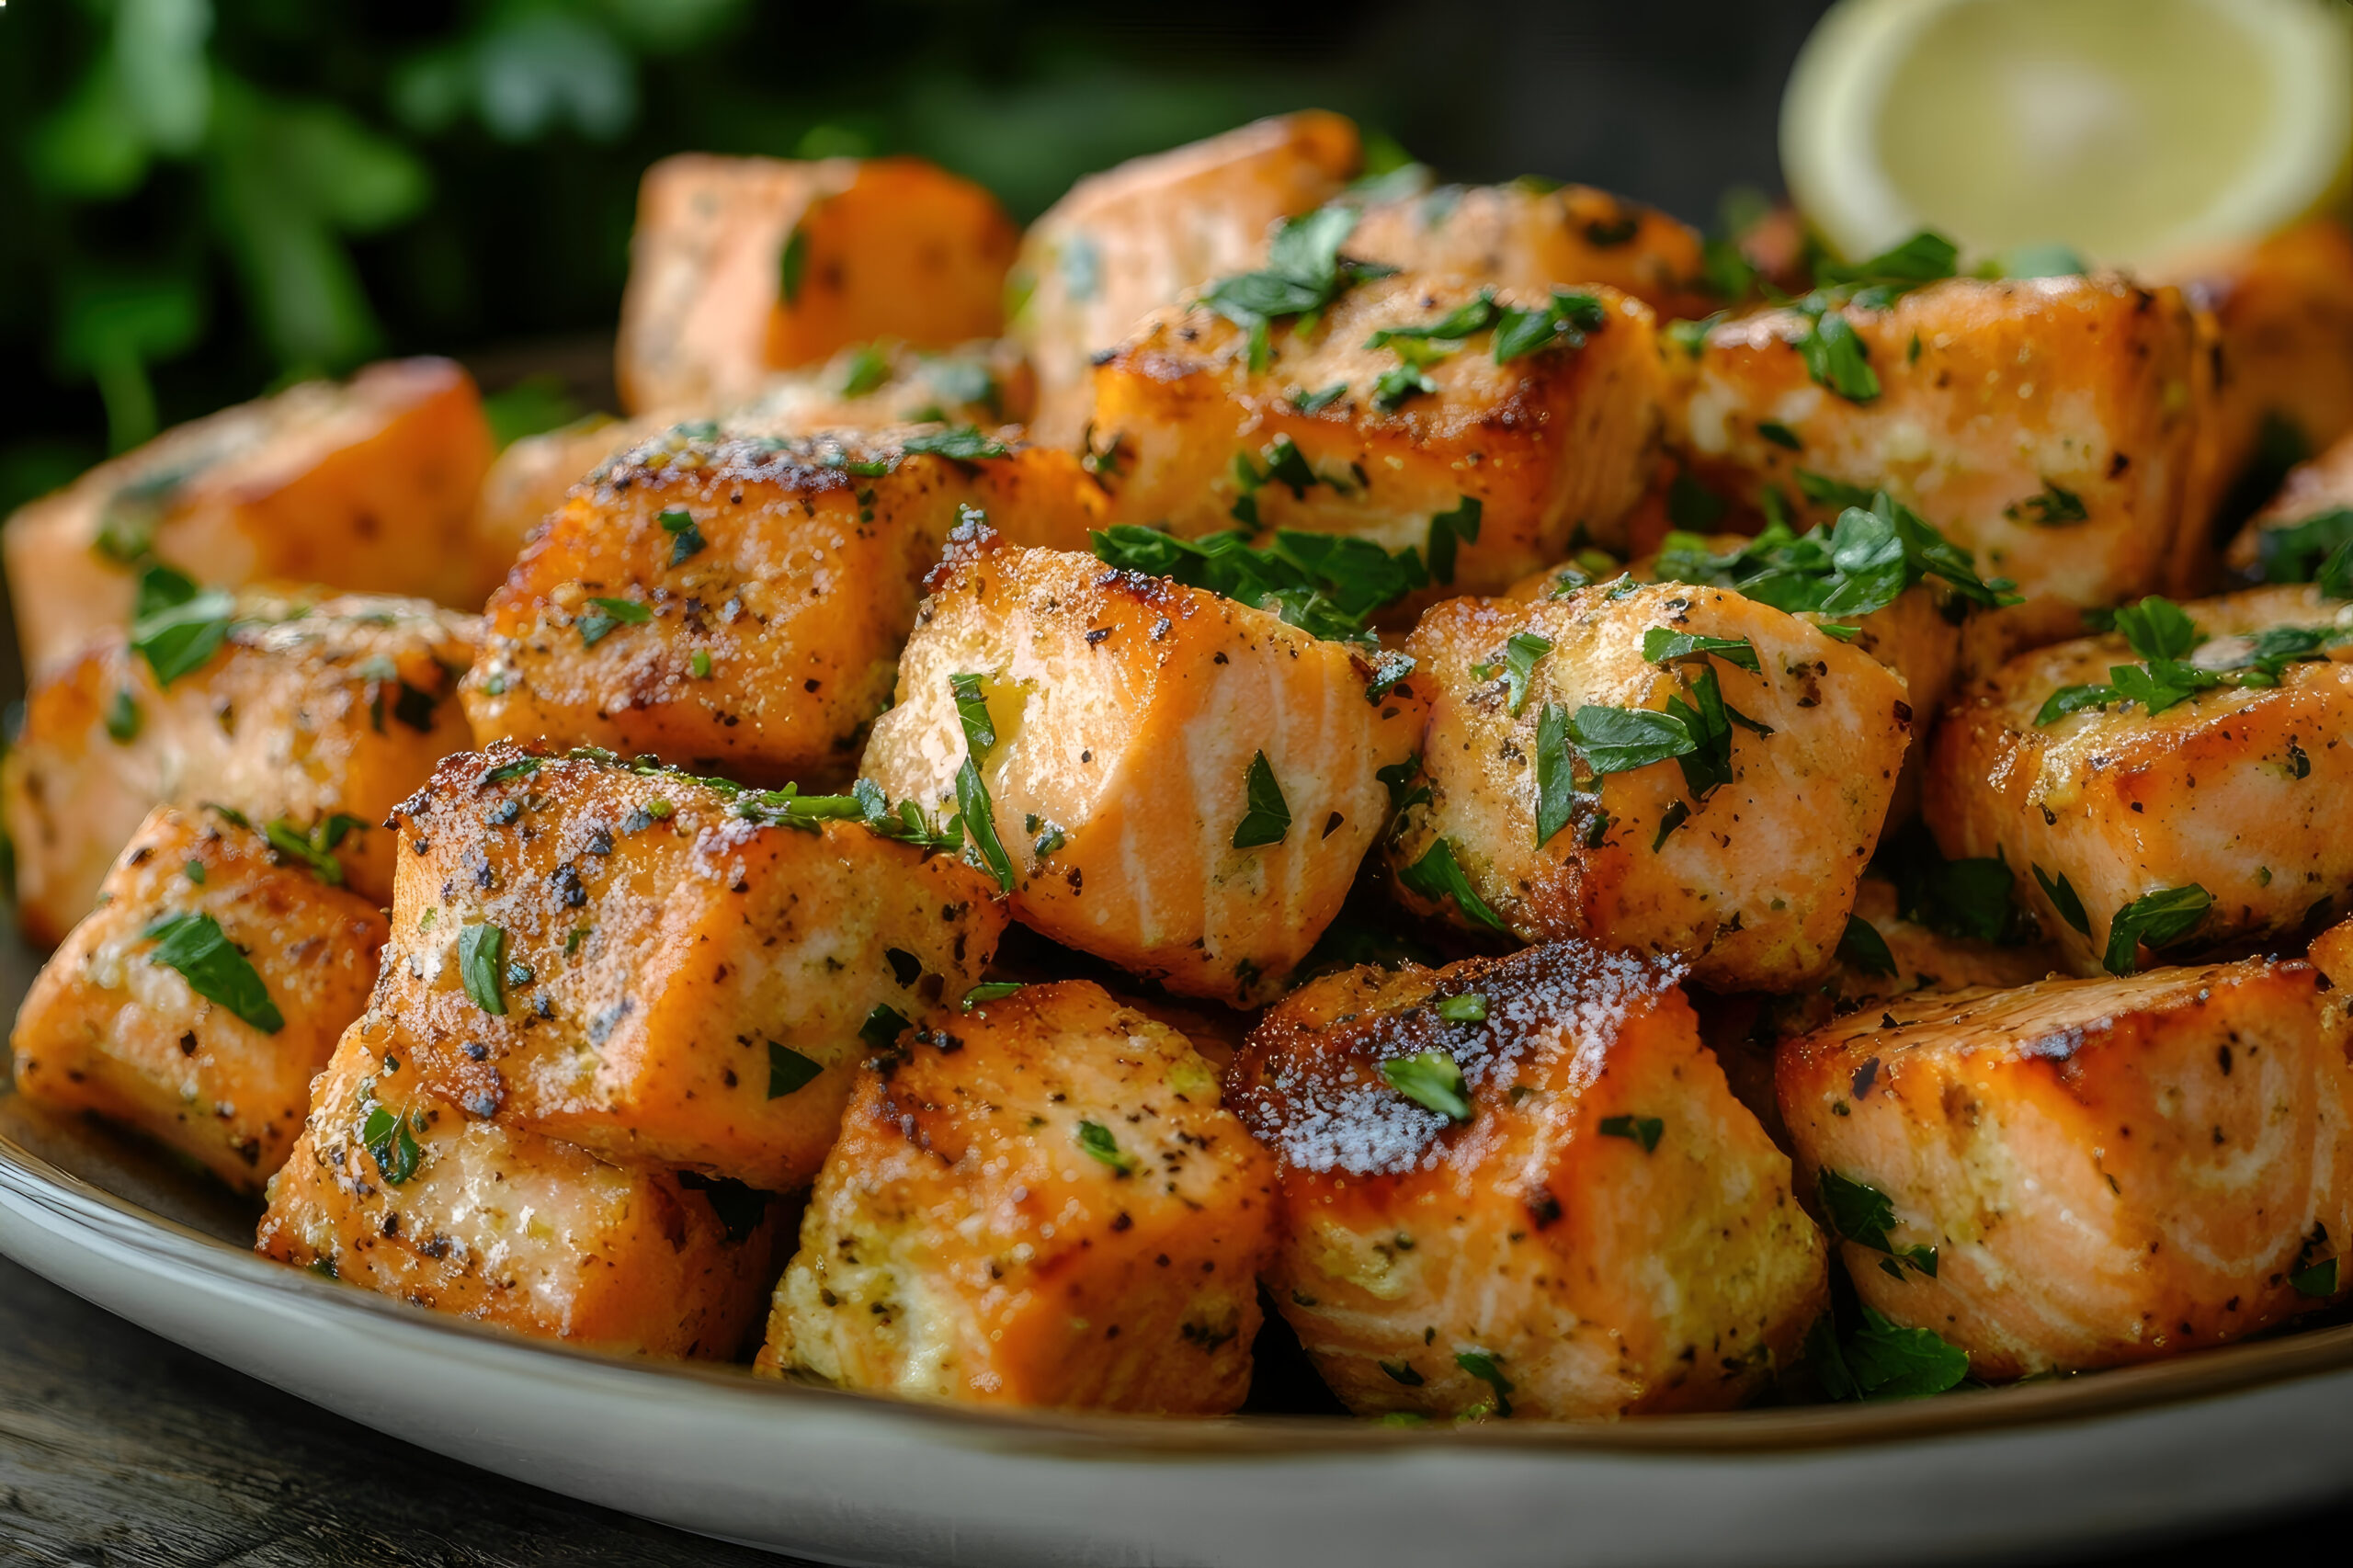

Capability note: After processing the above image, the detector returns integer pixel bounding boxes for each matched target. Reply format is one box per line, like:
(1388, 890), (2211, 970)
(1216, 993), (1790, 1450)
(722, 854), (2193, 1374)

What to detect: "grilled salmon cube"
(1011, 110), (1362, 446)
(2223, 427), (2353, 585)
(2169, 220), (2353, 561)
(757, 979), (1274, 1411)
(5, 358), (494, 673)
(1669, 276), (2200, 609)
(858, 533), (1426, 1006)
(475, 341), (1040, 585)
(461, 424), (1104, 786)
(3, 588), (477, 948)
(370, 744), (1006, 1191)
(1385, 582), (1911, 992)
(11, 805), (387, 1193)
(1089, 274), (1663, 594)
(1778, 958), (2353, 1380)
(257, 1024), (781, 1358)
(1347, 180), (1717, 322)
(1229, 940), (1828, 1420)
(615, 154), (1017, 414)
(1924, 585), (2353, 977)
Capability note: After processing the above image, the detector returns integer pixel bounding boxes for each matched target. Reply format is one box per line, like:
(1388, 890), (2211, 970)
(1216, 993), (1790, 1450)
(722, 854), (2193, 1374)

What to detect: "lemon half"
(1782, 0), (2353, 269)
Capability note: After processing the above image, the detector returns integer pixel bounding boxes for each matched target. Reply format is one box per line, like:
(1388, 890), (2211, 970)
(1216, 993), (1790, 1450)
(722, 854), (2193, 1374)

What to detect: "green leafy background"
(0, 0), (1825, 513)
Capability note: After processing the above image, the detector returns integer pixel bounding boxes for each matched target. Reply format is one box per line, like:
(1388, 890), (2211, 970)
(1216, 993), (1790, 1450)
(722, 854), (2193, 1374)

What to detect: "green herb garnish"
(1232, 750), (1291, 848)
(1820, 1169), (1938, 1279)
(1397, 837), (1506, 932)
(2102, 884), (2211, 975)
(1381, 1049), (1472, 1120)
(767, 1041), (824, 1097)
(658, 507), (705, 566)
(459, 923), (508, 1016)
(1075, 1119), (1136, 1175)
(144, 912), (282, 1033)
(1597, 1114), (1664, 1153)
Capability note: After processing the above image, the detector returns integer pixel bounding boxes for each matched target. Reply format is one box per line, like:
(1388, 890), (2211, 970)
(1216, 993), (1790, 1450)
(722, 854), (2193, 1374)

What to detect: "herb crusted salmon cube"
(1010, 110), (1362, 446)
(460, 424), (1105, 788)
(3, 582), (478, 948)
(4, 358), (496, 675)
(757, 979), (1275, 1412)
(1924, 585), (2353, 977)
(369, 744), (1007, 1192)
(1087, 259), (1663, 597)
(857, 528), (1427, 1006)
(11, 805), (388, 1193)
(1668, 269), (2201, 610)
(615, 154), (1017, 414)
(1229, 939), (1828, 1420)
(1385, 578), (1912, 992)
(257, 1023), (783, 1358)
(1347, 178), (1719, 323)
(1778, 958), (2353, 1381)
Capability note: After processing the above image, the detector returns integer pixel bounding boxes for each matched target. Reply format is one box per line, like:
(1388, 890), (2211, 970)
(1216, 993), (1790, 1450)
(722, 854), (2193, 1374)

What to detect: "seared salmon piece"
(759, 980), (1274, 1411)
(1230, 940), (1827, 1420)
(257, 1024), (781, 1358)
(1011, 111), (1362, 446)
(1347, 180), (1718, 322)
(2222, 427), (2353, 586)
(1088, 272), (1662, 594)
(3, 587), (476, 947)
(615, 154), (1016, 413)
(1668, 276), (2200, 609)
(12, 805), (387, 1193)
(1924, 585), (2353, 977)
(2166, 220), (2353, 565)
(5, 359), (494, 673)
(372, 744), (1005, 1191)
(1386, 582), (1910, 992)
(858, 532), (1426, 1006)
(461, 423), (1105, 786)
(1778, 959), (2353, 1380)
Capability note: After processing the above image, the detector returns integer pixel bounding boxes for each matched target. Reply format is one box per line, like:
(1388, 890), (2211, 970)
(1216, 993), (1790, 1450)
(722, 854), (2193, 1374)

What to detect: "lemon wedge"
(1782, 0), (2353, 270)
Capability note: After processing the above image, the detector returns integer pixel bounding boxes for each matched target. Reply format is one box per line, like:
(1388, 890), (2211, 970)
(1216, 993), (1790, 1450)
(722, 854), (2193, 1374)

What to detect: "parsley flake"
(1597, 1113), (1664, 1153)
(1075, 1119), (1136, 1175)
(767, 1041), (824, 1097)
(459, 923), (509, 1016)
(1398, 837), (1506, 931)
(144, 913), (283, 1033)
(658, 507), (706, 566)
(1381, 1048), (1472, 1120)
(1232, 750), (1291, 848)
(1820, 1169), (1937, 1278)
(2102, 884), (2211, 975)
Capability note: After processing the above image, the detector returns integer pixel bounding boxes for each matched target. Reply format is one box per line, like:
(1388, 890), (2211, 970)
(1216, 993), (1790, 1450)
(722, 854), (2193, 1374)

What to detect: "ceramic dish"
(6, 955), (2352, 1568)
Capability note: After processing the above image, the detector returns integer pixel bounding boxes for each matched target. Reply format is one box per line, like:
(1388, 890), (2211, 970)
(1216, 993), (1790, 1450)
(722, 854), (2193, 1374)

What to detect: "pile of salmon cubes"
(10, 108), (2353, 1421)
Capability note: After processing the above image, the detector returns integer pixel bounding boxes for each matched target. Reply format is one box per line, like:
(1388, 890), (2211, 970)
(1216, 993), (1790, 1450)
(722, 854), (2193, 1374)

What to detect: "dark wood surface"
(0, 1249), (2343, 1568)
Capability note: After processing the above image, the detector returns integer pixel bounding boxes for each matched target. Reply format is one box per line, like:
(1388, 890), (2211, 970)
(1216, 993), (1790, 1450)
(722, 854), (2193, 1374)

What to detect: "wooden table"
(2, 1249), (2342, 1567)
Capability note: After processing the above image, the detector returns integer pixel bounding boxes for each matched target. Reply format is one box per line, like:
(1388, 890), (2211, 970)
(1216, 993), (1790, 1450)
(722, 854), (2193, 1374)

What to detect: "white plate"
(5, 983), (2353, 1568)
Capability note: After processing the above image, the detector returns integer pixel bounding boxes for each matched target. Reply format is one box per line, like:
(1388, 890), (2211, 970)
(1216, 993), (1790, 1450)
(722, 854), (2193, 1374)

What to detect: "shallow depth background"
(0, 0), (1833, 516)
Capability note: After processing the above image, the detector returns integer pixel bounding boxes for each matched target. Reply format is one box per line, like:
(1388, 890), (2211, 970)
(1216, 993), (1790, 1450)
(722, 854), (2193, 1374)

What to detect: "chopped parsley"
(1397, 837), (1506, 932)
(458, 923), (508, 1016)
(1091, 525), (1425, 644)
(1641, 627), (1760, 673)
(1490, 289), (1606, 364)
(1381, 1048), (1472, 1120)
(1532, 702), (1579, 848)
(1652, 490), (2013, 616)
(1291, 382), (1348, 414)
(1075, 1119), (1136, 1175)
(1198, 205), (1395, 370)
(658, 507), (706, 565)
(2256, 506), (2353, 588)
(1597, 1113), (1664, 1153)
(1362, 290), (1501, 352)
(839, 344), (891, 398)
(263, 813), (367, 887)
(577, 597), (650, 648)
(1838, 913), (1899, 977)
(949, 672), (1016, 891)
(779, 222), (810, 305)
(1425, 495), (1482, 586)
(1809, 1307), (1971, 1401)
(103, 689), (142, 744)
(2005, 480), (2089, 527)
(2290, 1256), (2340, 1299)
(143, 913), (283, 1033)
(2036, 596), (2351, 725)
(1821, 1168), (1938, 1280)
(961, 981), (1025, 1011)
(858, 1004), (912, 1051)
(359, 1096), (423, 1186)
(1434, 992), (1488, 1023)
(1784, 230), (1960, 403)
(1793, 305), (1879, 403)
(1232, 750), (1291, 848)
(1495, 631), (1553, 716)
(904, 426), (1011, 461)
(1451, 1349), (1514, 1416)
(2033, 864), (2092, 936)
(767, 1041), (824, 1097)
(2102, 883), (2211, 975)
(129, 564), (236, 687)
(1756, 420), (1802, 451)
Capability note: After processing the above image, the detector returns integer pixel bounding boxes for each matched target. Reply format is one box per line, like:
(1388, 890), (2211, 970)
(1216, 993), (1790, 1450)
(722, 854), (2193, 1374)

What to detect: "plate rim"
(9, 1114), (2353, 1460)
